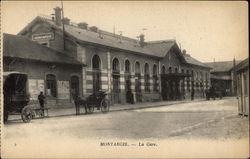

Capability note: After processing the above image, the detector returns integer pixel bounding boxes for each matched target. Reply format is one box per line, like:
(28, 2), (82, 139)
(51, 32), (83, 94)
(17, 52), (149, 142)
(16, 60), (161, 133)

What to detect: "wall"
(21, 22), (77, 58)
(4, 58), (82, 107)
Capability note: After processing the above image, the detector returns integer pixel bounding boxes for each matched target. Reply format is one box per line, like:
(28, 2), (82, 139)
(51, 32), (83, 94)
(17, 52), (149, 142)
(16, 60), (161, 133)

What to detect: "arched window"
(112, 58), (120, 73)
(135, 61), (141, 95)
(135, 61), (140, 74)
(125, 60), (130, 73)
(153, 64), (158, 91)
(153, 65), (157, 75)
(46, 74), (57, 97)
(144, 63), (150, 92)
(175, 67), (178, 73)
(92, 55), (101, 92)
(169, 67), (172, 74)
(161, 66), (166, 74)
(92, 55), (101, 70)
(181, 69), (184, 74)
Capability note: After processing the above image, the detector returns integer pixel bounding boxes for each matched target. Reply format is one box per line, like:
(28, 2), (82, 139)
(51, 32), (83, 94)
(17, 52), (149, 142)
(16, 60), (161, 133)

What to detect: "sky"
(2, 1), (248, 62)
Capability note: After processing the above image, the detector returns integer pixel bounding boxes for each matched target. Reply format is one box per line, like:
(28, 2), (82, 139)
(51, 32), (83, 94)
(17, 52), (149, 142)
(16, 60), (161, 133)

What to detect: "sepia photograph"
(1, 1), (249, 158)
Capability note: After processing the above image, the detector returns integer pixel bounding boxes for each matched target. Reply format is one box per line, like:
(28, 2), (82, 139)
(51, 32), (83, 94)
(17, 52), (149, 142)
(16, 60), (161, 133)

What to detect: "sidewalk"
(46, 98), (207, 118)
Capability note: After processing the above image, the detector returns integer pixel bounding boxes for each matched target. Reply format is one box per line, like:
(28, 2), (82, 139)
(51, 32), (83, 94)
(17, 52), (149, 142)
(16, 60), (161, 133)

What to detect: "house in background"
(205, 60), (242, 97)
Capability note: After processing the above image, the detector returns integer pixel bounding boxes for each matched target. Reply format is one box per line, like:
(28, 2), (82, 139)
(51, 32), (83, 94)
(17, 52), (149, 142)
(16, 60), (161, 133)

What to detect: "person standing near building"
(38, 92), (46, 116)
(73, 94), (81, 115)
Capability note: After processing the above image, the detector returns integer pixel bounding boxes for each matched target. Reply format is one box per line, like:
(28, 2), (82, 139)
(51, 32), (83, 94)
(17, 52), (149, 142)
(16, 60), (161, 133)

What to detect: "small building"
(205, 60), (241, 96)
(3, 33), (85, 107)
(15, 7), (211, 105)
(235, 58), (249, 117)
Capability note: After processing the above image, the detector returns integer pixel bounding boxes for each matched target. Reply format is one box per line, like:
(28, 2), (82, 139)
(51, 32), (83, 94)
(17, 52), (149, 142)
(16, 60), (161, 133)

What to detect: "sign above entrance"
(32, 33), (54, 41)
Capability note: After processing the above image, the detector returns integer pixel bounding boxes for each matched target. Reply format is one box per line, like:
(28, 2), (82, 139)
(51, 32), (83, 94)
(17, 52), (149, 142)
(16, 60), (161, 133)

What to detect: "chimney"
(89, 26), (98, 32)
(182, 49), (186, 55)
(54, 7), (62, 26)
(62, 17), (70, 25)
(78, 22), (88, 29)
(139, 34), (145, 47)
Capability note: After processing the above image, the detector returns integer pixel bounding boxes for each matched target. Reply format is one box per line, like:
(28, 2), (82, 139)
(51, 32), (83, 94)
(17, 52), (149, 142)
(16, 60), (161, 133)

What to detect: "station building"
(5, 7), (211, 106)
(3, 33), (85, 106)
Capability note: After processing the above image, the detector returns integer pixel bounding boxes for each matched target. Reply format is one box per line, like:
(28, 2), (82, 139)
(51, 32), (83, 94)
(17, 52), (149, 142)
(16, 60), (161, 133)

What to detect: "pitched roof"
(18, 16), (210, 68)
(19, 16), (159, 57)
(3, 33), (84, 66)
(235, 58), (249, 72)
(146, 40), (176, 57)
(205, 60), (242, 72)
(183, 54), (210, 68)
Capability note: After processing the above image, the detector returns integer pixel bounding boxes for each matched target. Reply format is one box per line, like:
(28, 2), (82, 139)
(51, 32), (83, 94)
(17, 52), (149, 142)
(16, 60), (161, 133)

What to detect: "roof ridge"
(147, 39), (175, 44)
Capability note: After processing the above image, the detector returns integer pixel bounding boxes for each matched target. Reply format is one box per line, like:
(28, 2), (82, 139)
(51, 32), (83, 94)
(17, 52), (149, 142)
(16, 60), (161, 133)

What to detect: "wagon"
(205, 87), (223, 100)
(3, 72), (32, 123)
(81, 91), (110, 114)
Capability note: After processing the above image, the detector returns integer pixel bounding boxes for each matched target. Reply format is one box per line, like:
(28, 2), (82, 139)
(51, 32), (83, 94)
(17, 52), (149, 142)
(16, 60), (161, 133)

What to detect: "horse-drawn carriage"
(3, 72), (32, 123)
(205, 86), (223, 100)
(78, 91), (110, 114)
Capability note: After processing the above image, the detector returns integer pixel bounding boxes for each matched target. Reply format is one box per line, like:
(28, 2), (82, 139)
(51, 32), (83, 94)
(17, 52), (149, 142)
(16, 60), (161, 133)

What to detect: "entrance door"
(112, 74), (120, 104)
(125, 74), (132, 103)
(70, 76), (79, 100)
(135, 74), (142, 102)
(161, 76), (168, 100)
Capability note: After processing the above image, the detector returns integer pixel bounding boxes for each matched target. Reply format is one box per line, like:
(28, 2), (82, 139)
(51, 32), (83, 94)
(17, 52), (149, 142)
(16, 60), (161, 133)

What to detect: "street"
(2, 98), (249, 158)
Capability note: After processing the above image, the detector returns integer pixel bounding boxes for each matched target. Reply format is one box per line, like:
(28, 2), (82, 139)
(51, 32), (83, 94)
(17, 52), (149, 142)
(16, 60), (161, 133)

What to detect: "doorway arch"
(112, 58), (121, 104)
(92, 55), (101, 92)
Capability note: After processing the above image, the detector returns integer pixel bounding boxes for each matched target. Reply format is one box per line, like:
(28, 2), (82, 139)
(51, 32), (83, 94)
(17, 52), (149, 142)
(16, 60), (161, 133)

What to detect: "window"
(144, 63), (150, 92)
(135, 61), (140, 74)
(169, 67), (172, 74)
(39, 41), (49, 47)
(125, 60), (130, 73)
(153, 64), (158, 91)
(135, 62), (141, 93)
(161, 66), (166, 74)
(46, 74), (57, 97)
(92, 55), (101, 69)
(181, 69), (184, 74)
(112, 58), (120, 73)
(175, 68), (178, 73)
(92, 55), (101, 92)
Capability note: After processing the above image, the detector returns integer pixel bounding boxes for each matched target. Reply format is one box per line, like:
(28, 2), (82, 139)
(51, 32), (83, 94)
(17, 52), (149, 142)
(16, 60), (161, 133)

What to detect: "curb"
(47, 99), (205, 118)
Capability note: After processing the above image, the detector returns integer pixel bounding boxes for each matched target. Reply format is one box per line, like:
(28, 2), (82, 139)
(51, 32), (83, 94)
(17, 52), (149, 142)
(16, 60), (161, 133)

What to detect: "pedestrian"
(73, 94), (81, 115)
(38, 92), (46, 116)
(191, 88), (195, 101)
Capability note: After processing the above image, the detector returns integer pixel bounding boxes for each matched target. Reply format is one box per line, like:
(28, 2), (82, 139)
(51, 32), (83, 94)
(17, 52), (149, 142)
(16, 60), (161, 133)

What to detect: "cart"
(84, 91), (110, 114)
(3, 72), (32, 123)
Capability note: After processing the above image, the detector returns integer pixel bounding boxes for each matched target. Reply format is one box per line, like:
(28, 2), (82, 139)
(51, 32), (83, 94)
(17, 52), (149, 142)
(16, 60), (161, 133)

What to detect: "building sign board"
(32, 33), (54, 41)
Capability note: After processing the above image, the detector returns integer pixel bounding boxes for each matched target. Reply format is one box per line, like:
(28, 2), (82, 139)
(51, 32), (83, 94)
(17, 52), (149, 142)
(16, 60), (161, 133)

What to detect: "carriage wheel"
(101, 99), (110, 113)
(21, 107), (32, 123)
(87, 104), (94, 114)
